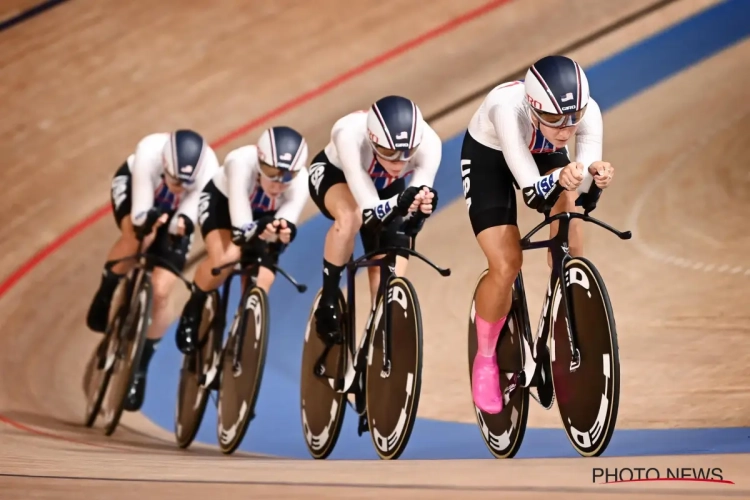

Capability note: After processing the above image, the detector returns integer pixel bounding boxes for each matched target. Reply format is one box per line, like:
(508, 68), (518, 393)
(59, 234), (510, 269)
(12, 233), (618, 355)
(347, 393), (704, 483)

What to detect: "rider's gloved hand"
(522, 169), (566, 214)
(175, 214), (195, 238)
(416, 186), (438, 216)
(134, 207), (165, 241)
(395, 186), (422, 215)
(400, 187), (438, 237)
(231, 215), (275, 246)
(168, 214), (194, 260)
(273, 218), (297, 244)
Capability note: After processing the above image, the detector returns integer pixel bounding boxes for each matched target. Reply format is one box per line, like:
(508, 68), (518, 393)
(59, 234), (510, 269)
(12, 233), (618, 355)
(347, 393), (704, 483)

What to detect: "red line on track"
(0, 414), (131, 452)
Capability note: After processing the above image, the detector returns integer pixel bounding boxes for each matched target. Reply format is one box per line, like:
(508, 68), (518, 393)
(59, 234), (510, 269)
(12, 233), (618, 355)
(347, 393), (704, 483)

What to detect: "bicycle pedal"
(357, 414), (369, 436)
(317, 330), (343, 347)
(570, 348), (581, 372)
(535, 368), (555, 409)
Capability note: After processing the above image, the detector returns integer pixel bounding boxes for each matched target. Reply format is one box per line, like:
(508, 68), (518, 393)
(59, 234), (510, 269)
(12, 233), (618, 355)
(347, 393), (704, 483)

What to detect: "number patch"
(375, 200), (391, 220)
(535, 172), (556, 198)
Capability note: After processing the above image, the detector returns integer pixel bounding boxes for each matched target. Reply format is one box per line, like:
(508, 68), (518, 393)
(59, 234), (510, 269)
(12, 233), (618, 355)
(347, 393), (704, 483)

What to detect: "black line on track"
(0, 472), (747, 497)
(0, 0), (71, 33)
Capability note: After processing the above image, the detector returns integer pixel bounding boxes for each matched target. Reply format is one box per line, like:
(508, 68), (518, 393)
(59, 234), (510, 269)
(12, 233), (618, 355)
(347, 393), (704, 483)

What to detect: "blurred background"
(1, 0), (749, 495)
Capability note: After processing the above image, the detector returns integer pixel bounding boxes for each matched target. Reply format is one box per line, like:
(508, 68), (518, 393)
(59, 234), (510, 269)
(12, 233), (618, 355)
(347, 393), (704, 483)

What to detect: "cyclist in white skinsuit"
(175, 126), (309, 354)
(461, 55), (616, 414)
(307, 96), (443, 344)
(86, 129), (219, 411)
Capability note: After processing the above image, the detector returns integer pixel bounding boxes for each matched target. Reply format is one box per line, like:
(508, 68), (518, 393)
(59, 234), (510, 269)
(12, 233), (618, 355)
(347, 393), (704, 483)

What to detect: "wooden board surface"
(1, 0), (747, 498)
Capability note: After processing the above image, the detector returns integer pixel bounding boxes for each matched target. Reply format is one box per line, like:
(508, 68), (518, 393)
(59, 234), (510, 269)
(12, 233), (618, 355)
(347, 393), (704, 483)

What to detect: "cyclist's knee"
(202, 229), (239, 272)
(118, 216), (138, 241)
(552, 191), (584, 255)
(208, 243), (239, 269)
(333, 208), (362, 239)
(554, 188), (578, 213)
(151, 272), (176, 309)
(115, 217), (139, 247)
(487, 248), (522, 290)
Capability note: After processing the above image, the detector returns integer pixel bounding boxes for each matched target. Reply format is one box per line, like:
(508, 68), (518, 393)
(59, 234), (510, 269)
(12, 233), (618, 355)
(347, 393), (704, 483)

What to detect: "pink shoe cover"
(472, 353), (504, 414)
(471, 313), (507, 414)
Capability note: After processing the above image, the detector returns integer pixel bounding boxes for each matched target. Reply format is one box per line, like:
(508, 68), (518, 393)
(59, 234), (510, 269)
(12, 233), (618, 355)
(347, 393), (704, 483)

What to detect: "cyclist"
(86, 129), (219, 411)
(308, 95), (442, 343)
(175, 126), (309, 354)
(461, 55), (615, 414)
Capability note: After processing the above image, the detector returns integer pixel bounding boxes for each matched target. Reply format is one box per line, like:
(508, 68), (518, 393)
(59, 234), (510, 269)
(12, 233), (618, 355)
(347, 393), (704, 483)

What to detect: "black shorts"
(109, 162), (191, 271)
(460, 131), (570, 235)
(198, 179), (283, 272)
(308, 150), (411, 255)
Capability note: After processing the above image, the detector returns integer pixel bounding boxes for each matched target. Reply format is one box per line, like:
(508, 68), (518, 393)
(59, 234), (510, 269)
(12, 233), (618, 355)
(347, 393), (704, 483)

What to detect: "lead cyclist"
(461, 55), (616, 414)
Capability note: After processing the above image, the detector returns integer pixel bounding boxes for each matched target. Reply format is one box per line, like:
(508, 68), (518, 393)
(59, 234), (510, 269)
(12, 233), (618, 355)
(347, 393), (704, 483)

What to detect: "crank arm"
(518, 334), (538, 387)
(357, 412), (369, 436)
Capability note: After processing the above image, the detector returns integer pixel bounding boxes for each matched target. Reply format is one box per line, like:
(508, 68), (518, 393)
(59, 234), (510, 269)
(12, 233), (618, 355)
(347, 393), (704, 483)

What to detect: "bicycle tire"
(366, 276), (423, 460)
(100, 270), (153, 436)
(216, 286), (270, 454)
(175, 290), (223, 449)
(549, 257), (620, 457)
(467, 269), (530, 459)
(299, 288), (350, 460)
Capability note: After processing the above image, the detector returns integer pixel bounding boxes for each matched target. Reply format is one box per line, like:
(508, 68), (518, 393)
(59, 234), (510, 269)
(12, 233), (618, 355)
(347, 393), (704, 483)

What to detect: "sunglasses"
(259, 161), (299, 183)
(372, 143), (419, 162)
(530, 104), (587, 129)
(164, 171), (194, 187)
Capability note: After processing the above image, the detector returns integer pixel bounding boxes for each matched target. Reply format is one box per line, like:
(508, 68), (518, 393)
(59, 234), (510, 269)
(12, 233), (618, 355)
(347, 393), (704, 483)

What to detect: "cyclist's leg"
(254, 241), (282, 294)
(249, 209), (280, 294)
(308, 152), (360, 338)
(537, 150), (583, 268)
(255, 266), (276, 294)
(365, 255), (409, 306)
(87, 162), (141, 333)
(192, 228), (239, 289)
(360, 179), (411, 305)
(462, 131), (522, 414)
(125, 220), (188, 411)
(176, 180), (240, 353)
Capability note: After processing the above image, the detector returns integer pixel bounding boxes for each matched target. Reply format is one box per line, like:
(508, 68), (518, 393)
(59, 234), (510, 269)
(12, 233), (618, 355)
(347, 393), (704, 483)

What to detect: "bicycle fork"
(519, 253), (582, 391)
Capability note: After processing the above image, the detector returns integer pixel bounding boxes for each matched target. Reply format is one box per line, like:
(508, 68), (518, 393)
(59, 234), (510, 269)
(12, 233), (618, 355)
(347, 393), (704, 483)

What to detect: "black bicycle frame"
(345, 245), (398, 378)
(105, 245), (193, 345)
(519, 210), (631, 371)
(210, 255), (306, 372)
(314, 208), (450, 389)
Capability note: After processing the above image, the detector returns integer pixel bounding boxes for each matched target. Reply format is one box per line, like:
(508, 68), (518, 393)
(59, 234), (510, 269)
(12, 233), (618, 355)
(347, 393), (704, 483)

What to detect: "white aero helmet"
(366, 95), (425, 161)
(524, 55), (590, 128)
(162, 129), (206, 185)
(256, 126), (308, 183)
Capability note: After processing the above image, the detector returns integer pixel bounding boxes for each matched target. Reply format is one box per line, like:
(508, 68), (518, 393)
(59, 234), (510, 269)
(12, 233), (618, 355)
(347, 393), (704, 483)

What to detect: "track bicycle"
(83, 231), (192, 436)
(174, 237), (306, 454)
(300, 209), (450, 460)
(467, 185), (631, 458)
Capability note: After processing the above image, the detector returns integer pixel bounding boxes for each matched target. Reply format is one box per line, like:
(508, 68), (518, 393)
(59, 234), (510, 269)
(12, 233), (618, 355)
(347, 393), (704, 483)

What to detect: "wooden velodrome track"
(2, 0), (750, 498)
